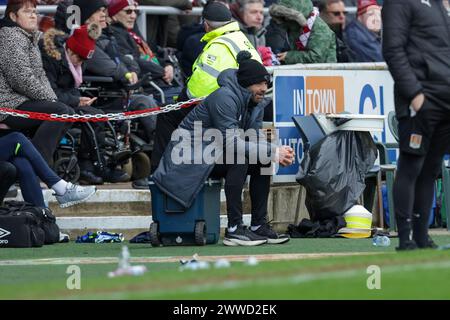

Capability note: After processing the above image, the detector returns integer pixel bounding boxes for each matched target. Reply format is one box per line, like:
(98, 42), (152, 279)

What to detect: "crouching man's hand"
(277, 145), (295, 167)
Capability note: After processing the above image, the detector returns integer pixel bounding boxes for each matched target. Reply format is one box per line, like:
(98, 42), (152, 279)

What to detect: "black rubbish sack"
(296, 130), (377, 221)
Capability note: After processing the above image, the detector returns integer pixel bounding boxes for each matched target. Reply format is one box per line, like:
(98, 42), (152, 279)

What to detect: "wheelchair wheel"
(54, 157), (80, 183)
(131, 152), (151, 180)
(122, 159), (133, 177)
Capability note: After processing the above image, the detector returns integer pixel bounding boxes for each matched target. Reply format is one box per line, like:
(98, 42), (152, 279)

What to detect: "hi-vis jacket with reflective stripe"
(186, 21), (261, 99)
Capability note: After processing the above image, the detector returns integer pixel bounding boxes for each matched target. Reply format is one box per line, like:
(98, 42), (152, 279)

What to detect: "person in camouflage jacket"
(269, 0), (336, 64)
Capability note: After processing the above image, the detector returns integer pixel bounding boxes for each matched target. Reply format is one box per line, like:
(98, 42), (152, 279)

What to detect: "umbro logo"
(0, 227), (11, 239)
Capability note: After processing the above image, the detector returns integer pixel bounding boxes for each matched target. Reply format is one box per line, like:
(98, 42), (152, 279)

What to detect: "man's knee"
(6, 131), (28, 145)
(11, 157), (33, 176)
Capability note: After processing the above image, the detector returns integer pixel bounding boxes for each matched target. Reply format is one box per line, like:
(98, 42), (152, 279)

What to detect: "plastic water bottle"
(372, 235), (391, 247)
(119, 246), (130, 269)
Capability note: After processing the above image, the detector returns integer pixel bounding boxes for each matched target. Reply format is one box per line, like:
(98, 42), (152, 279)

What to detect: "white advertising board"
(273, 68), (395, 183)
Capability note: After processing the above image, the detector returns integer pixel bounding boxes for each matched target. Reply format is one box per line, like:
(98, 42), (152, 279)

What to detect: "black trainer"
(418, 235), (438, 249)
(253, 223), (290, 244)
(396, 239), (418, 251)
(223, 225), (268, 246)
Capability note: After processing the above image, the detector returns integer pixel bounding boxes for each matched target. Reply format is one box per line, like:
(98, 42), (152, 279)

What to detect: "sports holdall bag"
(0, 201), (60, 247)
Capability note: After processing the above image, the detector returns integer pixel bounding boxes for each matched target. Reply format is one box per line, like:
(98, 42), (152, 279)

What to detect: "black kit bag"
(0, 201), (60, 246)
(0, 208), (45, 248)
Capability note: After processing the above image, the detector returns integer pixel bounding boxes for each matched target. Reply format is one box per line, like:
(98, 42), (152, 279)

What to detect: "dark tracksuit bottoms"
(2, 100), (74, 165)
(0, 132), (62, 207)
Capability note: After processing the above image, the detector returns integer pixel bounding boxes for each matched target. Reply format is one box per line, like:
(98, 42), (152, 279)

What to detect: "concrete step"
(57, 214), (252, 240)
(8, 183), (307, 239)
(10, 188), (228, 216)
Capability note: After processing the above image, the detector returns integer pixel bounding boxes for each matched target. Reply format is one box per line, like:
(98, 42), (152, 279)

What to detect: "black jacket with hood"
(83, 26), (136, 84)
(108, 22), (166, 81)
(40, 24), (102, 108)
(152, 68), (273, 208)
(382, 0), (450, 118)
(40, 29), (82, 108)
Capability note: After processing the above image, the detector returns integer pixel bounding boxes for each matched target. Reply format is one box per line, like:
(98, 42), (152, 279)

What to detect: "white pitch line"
(66, 260), (450, 299)
(0, 252), (384, 266)
(175, 260), (450, 296)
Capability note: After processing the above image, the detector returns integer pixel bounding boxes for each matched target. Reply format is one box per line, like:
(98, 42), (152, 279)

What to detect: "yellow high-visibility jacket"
(186, 21), (262, 99)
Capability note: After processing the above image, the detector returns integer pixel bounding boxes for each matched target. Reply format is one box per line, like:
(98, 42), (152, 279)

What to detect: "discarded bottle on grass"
(119, 245), (130, 269)
(372, 235), (390, 247)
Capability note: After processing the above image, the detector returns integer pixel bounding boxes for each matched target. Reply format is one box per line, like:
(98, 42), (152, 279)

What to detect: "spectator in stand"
(139, 0), (193, 48)
(344, 0), (383, 62)
(72, 0), (163, 186)
(40, 23), (113, 185)
(0, 0), (74, 166)
(230, 0), (266, 48)
(317, 0), (355, 62)
(264, 0), (278, 5)
(53, 0), (73, 33)
(268, 0), (337, 64)
(108, 0), (182, 104)
(176, 0), (231, 78)
(0, 131), (96, 208)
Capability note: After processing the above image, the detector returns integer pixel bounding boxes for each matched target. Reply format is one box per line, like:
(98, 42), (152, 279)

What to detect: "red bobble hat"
(108, 0), (138, 17)
(66, 23), (101, 60)
(357, 0), (379, 16)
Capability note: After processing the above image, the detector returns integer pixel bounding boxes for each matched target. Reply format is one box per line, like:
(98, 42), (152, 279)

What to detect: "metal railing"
(0, 5), (357, 41)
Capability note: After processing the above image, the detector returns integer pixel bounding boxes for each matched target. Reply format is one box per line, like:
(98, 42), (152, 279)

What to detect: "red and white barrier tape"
(0, 98), (204, 123)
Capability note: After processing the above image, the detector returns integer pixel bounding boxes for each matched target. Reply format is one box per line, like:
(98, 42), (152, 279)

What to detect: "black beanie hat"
(202, 2), (232, 22)
(54, 0), (74, 34)
(74, 0), (107, 25)
(237, 51), (270, 88)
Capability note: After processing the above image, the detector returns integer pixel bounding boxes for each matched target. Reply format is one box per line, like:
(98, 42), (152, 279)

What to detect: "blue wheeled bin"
(148, 178), (221, 246)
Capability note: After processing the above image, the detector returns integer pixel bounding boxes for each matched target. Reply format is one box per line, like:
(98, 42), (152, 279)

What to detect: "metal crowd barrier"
(0, 5), (357, 41)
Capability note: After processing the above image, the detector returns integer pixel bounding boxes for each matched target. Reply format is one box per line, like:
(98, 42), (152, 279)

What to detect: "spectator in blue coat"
(344, 0), (383, 62)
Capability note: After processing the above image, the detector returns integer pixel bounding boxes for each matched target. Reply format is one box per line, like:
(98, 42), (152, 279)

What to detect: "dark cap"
(202, 2), (232, 22)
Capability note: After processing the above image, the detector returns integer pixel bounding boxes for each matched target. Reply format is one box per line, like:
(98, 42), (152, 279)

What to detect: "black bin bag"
(296, 131), (377, 221)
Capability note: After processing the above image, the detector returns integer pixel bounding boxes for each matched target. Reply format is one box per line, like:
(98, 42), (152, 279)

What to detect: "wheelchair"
(53, 73), (161, 184)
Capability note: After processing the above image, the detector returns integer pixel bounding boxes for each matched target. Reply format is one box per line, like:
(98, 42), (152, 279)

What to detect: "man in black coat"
(153, 53), (294, 246)
(382, 0), (450, 250)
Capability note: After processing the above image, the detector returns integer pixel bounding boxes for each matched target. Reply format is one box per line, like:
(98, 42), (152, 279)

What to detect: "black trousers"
(210, 162), (271, 228)
(0, 161), (16, 204)
(394, 97), (450, 245)
(3, 100), (74, 165)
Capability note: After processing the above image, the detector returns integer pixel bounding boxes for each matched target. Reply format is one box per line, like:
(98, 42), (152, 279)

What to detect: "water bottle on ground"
(119, 245), (130, 269)
(372, 235), (390, 247)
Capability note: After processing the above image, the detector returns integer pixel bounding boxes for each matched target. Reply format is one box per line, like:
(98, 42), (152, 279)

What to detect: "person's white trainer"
(55, 183), (96, 208)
